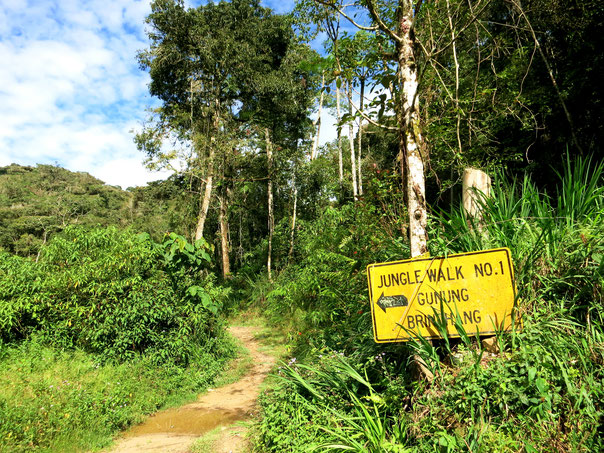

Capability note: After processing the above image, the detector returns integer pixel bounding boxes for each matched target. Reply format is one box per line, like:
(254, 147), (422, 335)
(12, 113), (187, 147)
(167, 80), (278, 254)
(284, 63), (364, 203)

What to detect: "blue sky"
(0, 0), (336, 188)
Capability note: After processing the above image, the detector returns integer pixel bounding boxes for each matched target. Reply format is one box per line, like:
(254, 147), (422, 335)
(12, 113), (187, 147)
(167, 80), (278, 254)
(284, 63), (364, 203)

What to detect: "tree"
(314, 0), (429, 256)
(414, 0), (603, 193)
(234, 11), (316, 280)
(337, 30), (378, 197)
(138, 0), (314, 278)
(293, 1), (347, 195)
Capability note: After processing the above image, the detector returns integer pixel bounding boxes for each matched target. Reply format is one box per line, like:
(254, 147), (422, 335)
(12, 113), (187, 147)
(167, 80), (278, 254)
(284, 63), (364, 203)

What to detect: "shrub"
(0, 226), (228, 365)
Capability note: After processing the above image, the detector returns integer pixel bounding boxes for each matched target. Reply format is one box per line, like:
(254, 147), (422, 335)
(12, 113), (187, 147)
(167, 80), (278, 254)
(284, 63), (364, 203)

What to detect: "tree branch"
(314, 0), (380, 33)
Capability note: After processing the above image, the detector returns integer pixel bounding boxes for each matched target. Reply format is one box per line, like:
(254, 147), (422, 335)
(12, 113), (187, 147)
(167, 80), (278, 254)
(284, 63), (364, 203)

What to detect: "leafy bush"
(0, 226), (236, 451)
(0, 226), (228, 365)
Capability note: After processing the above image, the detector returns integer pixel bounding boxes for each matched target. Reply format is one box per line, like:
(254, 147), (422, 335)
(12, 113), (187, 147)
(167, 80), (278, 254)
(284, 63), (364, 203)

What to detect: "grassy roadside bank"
(0, 331), (237, 453)
(0, 228), (238, 452)
(247, 158), (604, 452)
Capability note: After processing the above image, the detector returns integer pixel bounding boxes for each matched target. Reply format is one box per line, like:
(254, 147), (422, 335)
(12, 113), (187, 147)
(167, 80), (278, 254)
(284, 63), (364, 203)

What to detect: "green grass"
(228, 307), (290, 361)
(189, 425), (225, 453)
(211, 324), (260, 389)
(0, 333), (236, 452)
(189, 421), (252, 453)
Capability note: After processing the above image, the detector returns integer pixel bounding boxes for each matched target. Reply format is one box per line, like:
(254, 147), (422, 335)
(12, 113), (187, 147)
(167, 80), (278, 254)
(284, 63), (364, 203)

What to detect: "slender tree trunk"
(36, 229), (48, 263)
(238, 210), (244, 266)
(194, 146), (214, 241)
(219, 193), (230, 279)
(347, 80), (358, 199)
(397, 1), (427, 258)
(336, 78), (344, 190)
(511, 0), (583, 153)
(446, 0), (463, 157)
(288, 182), (298, 263)
(194, 108), (219, 241)
(265, 128), (275, 282)
(311, 72), (326, 160)
(357, 77), (365, 196)
(218, 113), (231, 280)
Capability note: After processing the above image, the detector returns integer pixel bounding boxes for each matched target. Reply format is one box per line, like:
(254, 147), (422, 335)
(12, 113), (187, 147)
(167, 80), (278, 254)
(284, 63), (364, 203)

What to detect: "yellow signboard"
(367, 248), (518, 343)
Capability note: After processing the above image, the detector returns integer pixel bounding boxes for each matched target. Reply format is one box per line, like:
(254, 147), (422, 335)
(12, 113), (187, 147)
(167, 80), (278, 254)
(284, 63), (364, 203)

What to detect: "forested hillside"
(0, 164), (196, 256)
(1, 0), (603, 451)
(0, 164), (131, 256)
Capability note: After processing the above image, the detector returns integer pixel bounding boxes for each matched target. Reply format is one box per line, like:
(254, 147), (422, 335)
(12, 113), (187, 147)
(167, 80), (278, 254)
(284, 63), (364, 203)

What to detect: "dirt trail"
(107, 325), (275, 453)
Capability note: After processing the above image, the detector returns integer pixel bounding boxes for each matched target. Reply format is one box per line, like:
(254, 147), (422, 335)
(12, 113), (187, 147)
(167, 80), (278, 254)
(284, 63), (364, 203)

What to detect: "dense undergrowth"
(250, 157), (604, 452)
(0, 227), (235, 451)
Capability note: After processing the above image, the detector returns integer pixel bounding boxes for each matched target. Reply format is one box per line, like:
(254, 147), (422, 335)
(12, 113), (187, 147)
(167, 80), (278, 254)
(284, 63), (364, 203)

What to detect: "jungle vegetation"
(1, 0), (602, 451)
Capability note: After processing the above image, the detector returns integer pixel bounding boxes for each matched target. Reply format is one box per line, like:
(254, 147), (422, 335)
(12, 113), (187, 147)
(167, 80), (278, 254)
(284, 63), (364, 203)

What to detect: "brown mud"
(106, 325), (275, 453)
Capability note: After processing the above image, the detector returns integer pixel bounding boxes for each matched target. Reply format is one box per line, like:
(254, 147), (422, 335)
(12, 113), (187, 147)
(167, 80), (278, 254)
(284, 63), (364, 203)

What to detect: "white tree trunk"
(194, 105), (220, 241)
(194, 145), (214, 241)
(357, 128), (363, 196)
(398, 2), (427, 258)
(288, 183), (298, 262)
(357, 78), (365, 196)
(265, 128), (275, 282)
(336, 79), (344, 188)
(347, 80), (358, 199)
(311, 72), (325, 161)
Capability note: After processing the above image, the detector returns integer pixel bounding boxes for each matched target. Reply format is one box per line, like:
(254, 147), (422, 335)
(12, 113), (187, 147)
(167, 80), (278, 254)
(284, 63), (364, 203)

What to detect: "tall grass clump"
(436, 154), (603, 319)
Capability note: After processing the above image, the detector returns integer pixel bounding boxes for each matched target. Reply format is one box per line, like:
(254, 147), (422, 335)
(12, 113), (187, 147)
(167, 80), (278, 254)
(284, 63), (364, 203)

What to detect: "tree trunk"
(288, 183), (298, 263)
(347, 80), (358, 199)
(336, 78), (344, 190)
(395, 0), (431, 381)
(357, 77), (365, 196)
(237, 210), (244, 266)
(219, 193), (230, 279)
(194, 108), (219, 241)
(35, 229), (48, 263)
(265, 128), (275, 282)
(397, 1), (427, 258)
(311, 72), (325, 160)
(194, 146), (214, 241)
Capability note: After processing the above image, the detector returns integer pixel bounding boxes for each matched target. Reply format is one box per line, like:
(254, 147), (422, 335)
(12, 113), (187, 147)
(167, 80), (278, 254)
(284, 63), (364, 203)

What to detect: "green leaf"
(528, 366), (537, 381)
(535, 377), (547, 393)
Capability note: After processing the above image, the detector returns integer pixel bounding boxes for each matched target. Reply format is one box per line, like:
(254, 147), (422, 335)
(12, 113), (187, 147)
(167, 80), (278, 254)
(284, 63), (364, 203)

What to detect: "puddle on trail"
(124, 407), (246, 437)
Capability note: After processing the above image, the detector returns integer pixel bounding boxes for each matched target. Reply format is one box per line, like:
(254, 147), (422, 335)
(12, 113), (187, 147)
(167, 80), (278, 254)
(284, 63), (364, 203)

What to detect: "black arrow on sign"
(376, 292), (409, 313)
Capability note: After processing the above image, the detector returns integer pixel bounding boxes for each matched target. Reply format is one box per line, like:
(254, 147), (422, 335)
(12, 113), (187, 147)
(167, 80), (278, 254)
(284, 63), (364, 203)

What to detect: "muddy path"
(106, 325), (276, 453)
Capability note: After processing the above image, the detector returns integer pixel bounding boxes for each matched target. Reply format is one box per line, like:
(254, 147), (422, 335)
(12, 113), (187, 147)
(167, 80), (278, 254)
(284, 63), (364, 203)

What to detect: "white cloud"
(94, 157), (172, 188)
(0, 0), (371, 187)
(0, 0), (164, 188)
